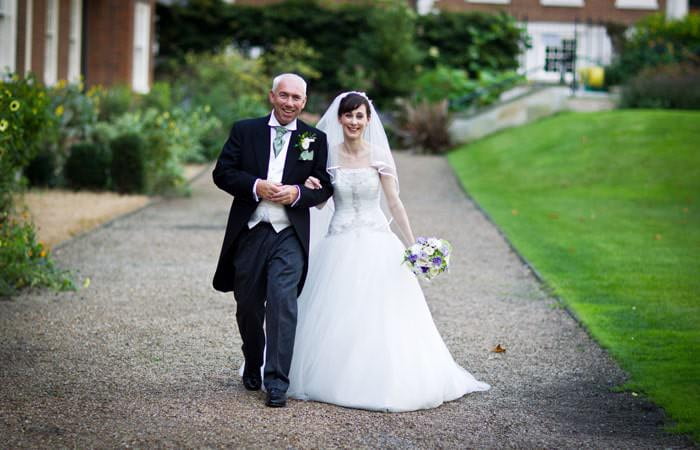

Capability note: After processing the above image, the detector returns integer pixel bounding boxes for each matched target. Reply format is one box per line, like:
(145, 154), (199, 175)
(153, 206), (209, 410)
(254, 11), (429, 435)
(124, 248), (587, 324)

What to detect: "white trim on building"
(614, 0), (659, 9)
(666, 0), (688, 17)
(24, 0), (32, 74)
(540, 0), (585, 7)
(44, 0), (59, 85)
(0, 0), (18, 73)
(67, 0), (82, 82)
(466, 0), (511, 4)
(132, 0), (151, 93)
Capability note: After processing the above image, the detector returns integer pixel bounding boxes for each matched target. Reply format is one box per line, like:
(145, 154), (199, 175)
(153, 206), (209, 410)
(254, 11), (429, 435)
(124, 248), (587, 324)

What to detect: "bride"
(287, 92), (490, 412)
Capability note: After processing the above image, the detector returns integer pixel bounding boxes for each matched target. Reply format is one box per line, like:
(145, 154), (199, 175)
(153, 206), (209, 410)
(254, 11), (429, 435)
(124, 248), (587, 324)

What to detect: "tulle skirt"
(287, 228), (490, 412)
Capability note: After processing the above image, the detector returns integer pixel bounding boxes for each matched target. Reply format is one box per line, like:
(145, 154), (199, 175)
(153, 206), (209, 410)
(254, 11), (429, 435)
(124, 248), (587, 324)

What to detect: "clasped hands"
(256, 177), (323, 205)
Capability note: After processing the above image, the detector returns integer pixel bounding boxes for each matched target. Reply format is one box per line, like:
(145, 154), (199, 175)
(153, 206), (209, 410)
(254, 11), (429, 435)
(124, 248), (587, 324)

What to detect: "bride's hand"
(304, 176), (322, 190)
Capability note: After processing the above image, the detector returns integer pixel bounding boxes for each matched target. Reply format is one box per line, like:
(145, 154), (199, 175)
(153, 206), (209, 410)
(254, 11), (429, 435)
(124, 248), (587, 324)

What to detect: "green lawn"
(448, 110), (700, 440)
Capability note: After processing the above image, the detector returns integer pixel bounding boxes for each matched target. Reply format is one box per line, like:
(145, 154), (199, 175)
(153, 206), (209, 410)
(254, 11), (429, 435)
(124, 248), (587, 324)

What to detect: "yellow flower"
(56, 79), (67, 89)
(55, 105), (65, 116)
(0, 119), (8, 132)
(39, 249), (47, 258)
(9, 100), (20, 111)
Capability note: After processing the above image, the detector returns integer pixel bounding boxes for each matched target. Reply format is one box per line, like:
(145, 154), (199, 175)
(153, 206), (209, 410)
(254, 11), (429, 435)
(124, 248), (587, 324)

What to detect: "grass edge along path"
(448, 110), (700, 441)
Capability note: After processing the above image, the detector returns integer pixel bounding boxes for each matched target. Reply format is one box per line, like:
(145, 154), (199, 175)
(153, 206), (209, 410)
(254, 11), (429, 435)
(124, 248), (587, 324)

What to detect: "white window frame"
(615, 0), (659, 9)
(24, 0), (32, 74)
(0, 0), (18, 73)
(43, 0), (58, 85)
(132, 1), (151, 93)
(541, 0), (584, 7)
(67, 0), (82, 82)
(467, 0), (510, 4)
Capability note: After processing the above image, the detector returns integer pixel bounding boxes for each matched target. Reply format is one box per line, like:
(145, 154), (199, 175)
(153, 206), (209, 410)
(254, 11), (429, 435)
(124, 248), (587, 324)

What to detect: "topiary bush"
(64, 142), (111, 190)
(24, 149), (58, 187)
(110, 133), (146, 194)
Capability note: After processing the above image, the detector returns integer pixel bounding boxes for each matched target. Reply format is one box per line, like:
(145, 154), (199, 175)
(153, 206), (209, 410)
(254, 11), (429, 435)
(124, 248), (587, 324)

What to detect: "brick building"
(417, 0), (692, 82)
(0, 0), (156, 93)
(223, 0), (692, 83)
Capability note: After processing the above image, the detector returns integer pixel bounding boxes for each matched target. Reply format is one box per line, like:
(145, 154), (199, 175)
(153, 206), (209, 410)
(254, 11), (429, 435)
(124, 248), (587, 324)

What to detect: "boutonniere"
(295, 131), (316, 161)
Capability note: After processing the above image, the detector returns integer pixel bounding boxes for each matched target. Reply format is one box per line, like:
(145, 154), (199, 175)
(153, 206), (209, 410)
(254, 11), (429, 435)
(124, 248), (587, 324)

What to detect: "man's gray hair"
(271, 73), (307, 95)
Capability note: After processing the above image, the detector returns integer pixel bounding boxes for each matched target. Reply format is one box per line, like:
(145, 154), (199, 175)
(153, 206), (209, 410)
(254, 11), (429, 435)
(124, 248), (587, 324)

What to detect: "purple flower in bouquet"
(403, 237), (452, 280)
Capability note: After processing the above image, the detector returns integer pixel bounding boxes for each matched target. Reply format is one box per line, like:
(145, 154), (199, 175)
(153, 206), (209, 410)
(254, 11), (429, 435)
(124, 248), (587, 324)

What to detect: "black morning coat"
(212, 114), (333, 294)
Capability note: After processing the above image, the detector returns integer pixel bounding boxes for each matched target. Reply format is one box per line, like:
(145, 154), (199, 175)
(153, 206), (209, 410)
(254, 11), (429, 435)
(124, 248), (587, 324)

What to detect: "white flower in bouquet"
(403, 237), (452, 280)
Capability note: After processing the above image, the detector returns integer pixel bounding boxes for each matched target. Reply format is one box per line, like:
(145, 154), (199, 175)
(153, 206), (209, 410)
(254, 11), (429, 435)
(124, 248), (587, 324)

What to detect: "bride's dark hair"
(337, 93), (371, 118)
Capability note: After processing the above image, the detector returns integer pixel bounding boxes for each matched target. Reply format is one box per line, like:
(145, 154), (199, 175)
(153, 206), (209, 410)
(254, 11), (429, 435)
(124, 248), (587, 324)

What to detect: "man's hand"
(269, 185), (300, 205)
(304, 176), (322, 190)
(256, 180), (283, 201)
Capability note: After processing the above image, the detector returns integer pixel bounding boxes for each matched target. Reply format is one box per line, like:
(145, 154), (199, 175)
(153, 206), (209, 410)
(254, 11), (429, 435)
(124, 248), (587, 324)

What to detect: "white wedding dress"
(287, 167), (490, 412)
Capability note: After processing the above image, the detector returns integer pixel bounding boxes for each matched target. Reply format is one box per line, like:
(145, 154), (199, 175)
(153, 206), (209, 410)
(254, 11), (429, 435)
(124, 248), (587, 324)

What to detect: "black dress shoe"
(265, 388), (287, 408)
(242, 375), (262, 391)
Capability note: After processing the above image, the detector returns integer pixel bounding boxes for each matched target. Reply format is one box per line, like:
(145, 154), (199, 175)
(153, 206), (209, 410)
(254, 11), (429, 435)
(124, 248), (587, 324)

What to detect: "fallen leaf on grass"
(491, 344), (506, 353)
(654, 234), (662, 241)
(511, 209), (519, 216)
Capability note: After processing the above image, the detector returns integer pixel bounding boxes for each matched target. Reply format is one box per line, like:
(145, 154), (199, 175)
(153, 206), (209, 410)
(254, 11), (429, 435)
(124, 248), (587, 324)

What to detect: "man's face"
(269, 78), (307, 125)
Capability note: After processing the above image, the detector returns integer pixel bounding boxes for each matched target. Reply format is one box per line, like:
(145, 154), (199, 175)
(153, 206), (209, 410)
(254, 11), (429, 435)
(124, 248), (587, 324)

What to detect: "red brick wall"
(31, 0), (47, 83)
(84, 0), (135, 88)
(435, 0), (667, 25)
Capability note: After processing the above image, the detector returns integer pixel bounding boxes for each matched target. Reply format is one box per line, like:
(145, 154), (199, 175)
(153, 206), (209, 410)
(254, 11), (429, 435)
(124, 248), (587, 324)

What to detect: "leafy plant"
(396, 99), (452, 154)
(0, 217), (75, 297)
(605, 12), (700, 86)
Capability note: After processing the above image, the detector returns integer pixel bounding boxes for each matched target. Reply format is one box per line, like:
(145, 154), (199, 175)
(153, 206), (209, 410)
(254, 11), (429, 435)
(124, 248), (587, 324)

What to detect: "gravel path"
(1, 153), (693, 448)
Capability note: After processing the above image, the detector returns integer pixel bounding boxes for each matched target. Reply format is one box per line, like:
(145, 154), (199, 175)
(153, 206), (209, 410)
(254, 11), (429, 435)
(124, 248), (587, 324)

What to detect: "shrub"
(0, 217), (75, 297)
(396, 99), (452, 154)
(95, 84), (136, 121)
(167, 50), (267, 146)
(24, 150), (58, 187)
(64, 142), (111, 190)
(261, 38), (322, 83)
(110, 133), (146, 193)
(48, 79), (100, 164)
(605, 12), (700, 86)
(414, 66), (524, 110)
(416, 11), (528, 76)
(0, 74), (74, 297)
(620, 63), (700, 109)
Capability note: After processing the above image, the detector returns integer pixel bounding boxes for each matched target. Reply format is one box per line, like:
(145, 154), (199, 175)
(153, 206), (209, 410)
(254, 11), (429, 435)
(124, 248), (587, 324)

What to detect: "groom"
(212, 74), (333, 407)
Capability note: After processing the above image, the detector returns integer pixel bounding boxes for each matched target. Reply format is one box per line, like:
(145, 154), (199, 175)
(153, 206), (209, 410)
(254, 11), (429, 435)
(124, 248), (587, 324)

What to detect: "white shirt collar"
(268, 111), (298, 131)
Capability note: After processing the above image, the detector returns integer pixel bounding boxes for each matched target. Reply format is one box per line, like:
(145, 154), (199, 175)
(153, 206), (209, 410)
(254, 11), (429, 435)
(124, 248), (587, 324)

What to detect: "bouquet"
(403, 237), (452, 280)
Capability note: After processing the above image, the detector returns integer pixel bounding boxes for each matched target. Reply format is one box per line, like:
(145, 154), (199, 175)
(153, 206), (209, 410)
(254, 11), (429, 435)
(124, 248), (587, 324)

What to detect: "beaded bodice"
(328, 168), (390, 236)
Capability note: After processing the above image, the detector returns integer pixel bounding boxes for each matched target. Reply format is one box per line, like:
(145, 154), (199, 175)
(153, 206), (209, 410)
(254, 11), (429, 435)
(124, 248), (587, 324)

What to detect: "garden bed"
(19, 163), (209, 248)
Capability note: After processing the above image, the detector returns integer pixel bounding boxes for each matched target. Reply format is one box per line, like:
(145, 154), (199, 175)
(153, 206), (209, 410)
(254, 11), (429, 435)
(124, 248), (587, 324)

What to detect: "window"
(545, 39), (576, 73)
(0, 0), (17, 73)
(44, 0), (58, 85)
(540, 0), (584, 6)
(67, 0), (82, 82)
(614, 0), (658, 9)
(132, 1), (151, 93)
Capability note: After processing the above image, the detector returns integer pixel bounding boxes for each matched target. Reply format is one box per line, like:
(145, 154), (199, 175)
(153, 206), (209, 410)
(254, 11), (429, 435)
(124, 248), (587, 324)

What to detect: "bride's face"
(339, 105), (369, 141)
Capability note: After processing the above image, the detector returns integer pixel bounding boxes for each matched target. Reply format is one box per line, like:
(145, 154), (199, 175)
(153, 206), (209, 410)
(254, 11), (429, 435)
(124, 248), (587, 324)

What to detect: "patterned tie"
(273, 126), (287, 158)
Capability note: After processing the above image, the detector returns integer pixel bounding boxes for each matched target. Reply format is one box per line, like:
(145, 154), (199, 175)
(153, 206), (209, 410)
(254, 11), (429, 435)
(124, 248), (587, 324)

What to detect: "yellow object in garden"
(579, 66), (605, 88)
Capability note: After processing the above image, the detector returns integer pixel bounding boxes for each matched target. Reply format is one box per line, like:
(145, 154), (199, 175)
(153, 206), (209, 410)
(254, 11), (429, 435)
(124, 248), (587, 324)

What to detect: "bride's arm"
(380, 174), (415, 247)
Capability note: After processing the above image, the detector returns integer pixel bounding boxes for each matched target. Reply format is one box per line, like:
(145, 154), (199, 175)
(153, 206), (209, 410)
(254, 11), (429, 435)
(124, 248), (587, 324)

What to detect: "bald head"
(272, 73), (307, 95)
